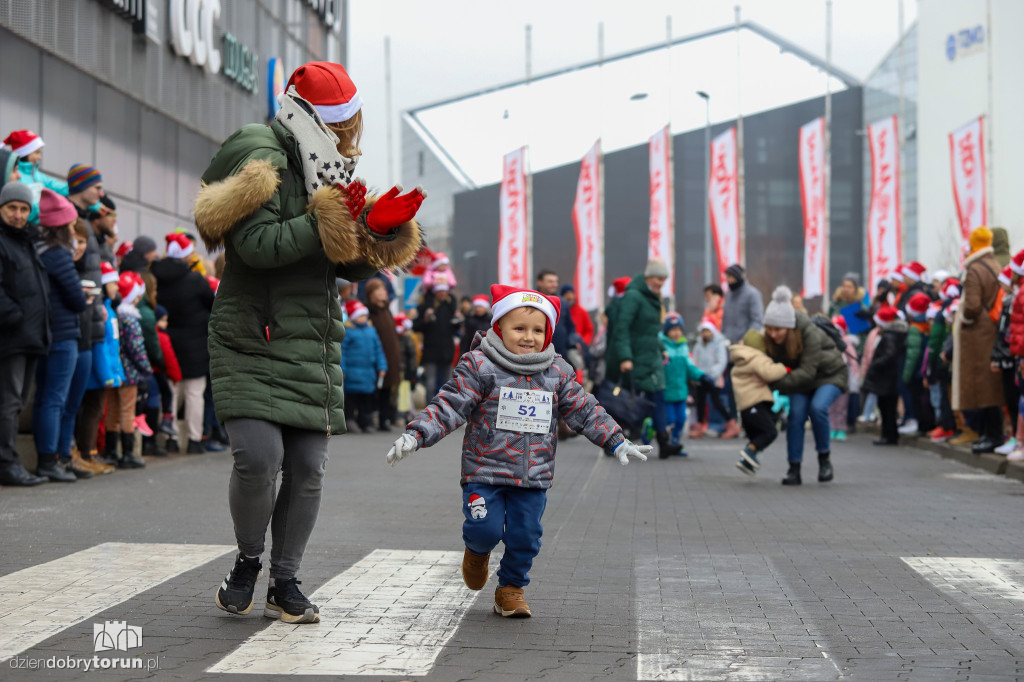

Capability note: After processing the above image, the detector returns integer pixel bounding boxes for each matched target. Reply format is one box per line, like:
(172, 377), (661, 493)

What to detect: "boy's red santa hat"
(874, 305), (898, 328)
(901, 261), (927, 282)
(345, 299), (369, 320)
(166, 232), (194, 259)
(100, 261), (119, 285)
(471, 294), (490, 310)
(286, 62), (362, 124)
(117, 271), (145, 306)
(3, 129), (43, 158)
(489, 284), (561, 348)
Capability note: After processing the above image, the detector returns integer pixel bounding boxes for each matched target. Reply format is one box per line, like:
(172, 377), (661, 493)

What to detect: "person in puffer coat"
(385, 285), (650, 619)
(341, 300), (387, 432)
(194, 62), (423, 625)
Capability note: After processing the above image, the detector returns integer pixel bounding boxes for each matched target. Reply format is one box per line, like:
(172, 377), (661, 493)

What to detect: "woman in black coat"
(413, 286), (462, 396)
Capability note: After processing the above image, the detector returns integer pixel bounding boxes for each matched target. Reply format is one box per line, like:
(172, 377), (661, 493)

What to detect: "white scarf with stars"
(275, 86), (359, 196)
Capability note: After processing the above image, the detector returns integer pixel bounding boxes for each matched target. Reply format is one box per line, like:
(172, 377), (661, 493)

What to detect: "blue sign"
(946, 25), (985, 61)
(267, 57), (285, 119)
(403, 277), (423, 310)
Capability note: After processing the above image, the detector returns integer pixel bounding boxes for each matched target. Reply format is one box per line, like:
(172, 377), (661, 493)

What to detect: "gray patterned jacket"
(405, 330), (627, 489)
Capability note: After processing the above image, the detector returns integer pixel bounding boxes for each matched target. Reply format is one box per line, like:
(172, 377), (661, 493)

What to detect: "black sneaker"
(265, 578), (320, 624)
(216, 554), (263, 615)
(740, 444), (761, 471)
(736, 458), (756, 476)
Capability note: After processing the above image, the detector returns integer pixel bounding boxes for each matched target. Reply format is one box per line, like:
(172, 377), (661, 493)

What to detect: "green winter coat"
(903, 324), (926, 384)
(137, 298), (164, 370)
(769, 311), (848, 394)
(659, 332), (704, 402)
(194, 121), (421, 434)
(607, 273), (665, 393)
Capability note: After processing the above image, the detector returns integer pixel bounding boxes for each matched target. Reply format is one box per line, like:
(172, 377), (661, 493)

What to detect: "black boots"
(118, 433), (146, 469)
(100, 431), (120, 466)
(817, 451), (834, 482)
(142, 435), (168, 456)
(35, 452), (77, 483)
(656, 431), (682, 459)
(782, 462), (801, 485)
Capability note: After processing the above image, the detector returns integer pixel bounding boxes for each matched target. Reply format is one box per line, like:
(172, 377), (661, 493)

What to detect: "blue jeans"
(462, 483), (547, 588)
(32, 339), (79, 455)
(665, 400), (687, 443)
(643, 390), (667, 432)
(785, 384), (843, 463)
(57, 346), (93, 458)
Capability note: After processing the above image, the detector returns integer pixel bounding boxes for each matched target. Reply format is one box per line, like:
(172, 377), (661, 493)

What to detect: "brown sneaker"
(494, 586), (531, 617)
(79, 449), (115, 475)
(462, 548), (489, 590)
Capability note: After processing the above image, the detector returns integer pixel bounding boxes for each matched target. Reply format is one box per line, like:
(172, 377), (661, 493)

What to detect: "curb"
(859, 422), (1019, 481)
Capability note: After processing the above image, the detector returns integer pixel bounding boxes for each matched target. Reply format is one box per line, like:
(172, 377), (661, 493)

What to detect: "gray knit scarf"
(275, 86), (358, 196)
(479, 329), (555, 375)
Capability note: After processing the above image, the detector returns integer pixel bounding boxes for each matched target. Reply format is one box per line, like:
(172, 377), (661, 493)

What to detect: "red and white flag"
(573, 140), (603, 311)
(708, 127), (741, 285)
(498, 147), (530, 288)
(866, 116), (901, 295)
(949, 116), (987, 247)
(799, 117), (827, 299)
(648, 125), (674, 299)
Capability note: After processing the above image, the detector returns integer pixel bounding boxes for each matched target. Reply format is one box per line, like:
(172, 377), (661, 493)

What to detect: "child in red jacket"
(154, 306), (182, 441)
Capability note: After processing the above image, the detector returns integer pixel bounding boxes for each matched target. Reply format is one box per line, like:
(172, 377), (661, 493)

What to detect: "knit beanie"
(154, 304), (168, 320)
(969, 226), (993, 253)
(725, 263), (745, 282)
(38, 188), (77, 227)
(662, 313), (684, 334)
(132, 235), (157, 256)
(841, 272), (860, 289)
(742, 328), (766, 353)
(644, 258), (669, 278)
(67, 163), (102, 194)
(763, 286), (797, 329)
(0, 181), (33, 208)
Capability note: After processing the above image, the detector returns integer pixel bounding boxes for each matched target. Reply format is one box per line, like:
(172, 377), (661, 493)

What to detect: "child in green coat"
(659, 314), (712, 456)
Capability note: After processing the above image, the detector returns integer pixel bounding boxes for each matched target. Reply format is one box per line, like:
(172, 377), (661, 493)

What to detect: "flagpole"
(666, 15), (675, 311)
(823, 0), (832, 298)
(598, 22), (606, 311)
(985, 0), (994, 224)
(735, 5), (746, 266)
(525, 24), (533, 286)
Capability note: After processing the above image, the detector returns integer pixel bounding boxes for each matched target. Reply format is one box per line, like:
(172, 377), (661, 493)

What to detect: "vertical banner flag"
(866, 115), (901, 295)
(799, 117), (826, 298)
(648, 125), (674, 299)
(498, 147), (529, 287)
(949, 116), (987, 247)
(708, 127), (740, 285)
(572, 140), (603, 311)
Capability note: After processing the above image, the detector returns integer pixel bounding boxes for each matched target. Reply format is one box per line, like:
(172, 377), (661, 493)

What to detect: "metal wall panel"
(40, 55), (97, 180)
(95, 84), (141, 199)
(140, 107), (177, 212)
(0, 27), (42, 133)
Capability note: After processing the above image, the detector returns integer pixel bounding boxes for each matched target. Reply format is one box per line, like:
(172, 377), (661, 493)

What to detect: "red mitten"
(366, 185), (427, 235)
(340, 178), (367, 220)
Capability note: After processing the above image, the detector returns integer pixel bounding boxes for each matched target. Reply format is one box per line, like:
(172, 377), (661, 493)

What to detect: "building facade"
(0, 0), (346, 241)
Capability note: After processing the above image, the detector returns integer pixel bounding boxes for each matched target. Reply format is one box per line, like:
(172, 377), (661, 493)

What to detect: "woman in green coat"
(194, 62), (423, 625)
(607, 259), (681, 457)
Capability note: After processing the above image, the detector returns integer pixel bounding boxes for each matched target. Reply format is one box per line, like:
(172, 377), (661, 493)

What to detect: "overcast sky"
(349, 0), (917, 187)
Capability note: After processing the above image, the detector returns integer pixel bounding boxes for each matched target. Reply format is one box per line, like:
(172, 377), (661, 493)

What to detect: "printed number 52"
(518, 405), (537, 417)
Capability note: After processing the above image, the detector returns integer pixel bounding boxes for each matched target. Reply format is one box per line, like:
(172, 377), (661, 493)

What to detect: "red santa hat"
(697, 318), (717, 334)
(613, 276), (631, 296)
(100, 261), (119, 285)
(432, 279), (450, 292)
(949, 297), (960, 314)
(117, 271), (145, 306)
(926, 301), (943, 321)
(999, 266), (1014, 288)
(166, 232), (194, 260)
(394, 313), (408, 334)
(901, 261), (927, 283)
(206, 275), (220, 293)
(3, 129), (43, 158)
(471, 295), (490, 310)
(1012, 250), (1024, 276)
(286, 62), (362, 124)
(873, 305), (898, 328)
(468, 493), (485, 507)
(345, 299), (369, 320)
(115, 241), (133, 260)
(939, 277), (960, 301)
(907, 292), (931, 316)
(889, 266), (905, 283)
(831, 315), (848, 333)
(431, 252), (450, 268)
(489, 284), (561, 348)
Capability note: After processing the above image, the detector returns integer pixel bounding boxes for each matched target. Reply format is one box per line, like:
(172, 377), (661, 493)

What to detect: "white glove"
(614, 440), (651, 466)
(386, 433), (419, 467)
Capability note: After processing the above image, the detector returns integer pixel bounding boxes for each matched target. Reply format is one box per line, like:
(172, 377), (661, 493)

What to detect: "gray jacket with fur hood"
(405, 330), (627, 489)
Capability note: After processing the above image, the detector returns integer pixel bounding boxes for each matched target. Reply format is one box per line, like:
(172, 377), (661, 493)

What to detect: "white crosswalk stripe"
(0, 542), (234, 662)
(207, 549), (484, 676)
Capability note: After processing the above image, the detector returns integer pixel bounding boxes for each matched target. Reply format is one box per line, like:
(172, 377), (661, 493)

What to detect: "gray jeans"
(0, 354), (37, 468)
(226, 418), (330, 580)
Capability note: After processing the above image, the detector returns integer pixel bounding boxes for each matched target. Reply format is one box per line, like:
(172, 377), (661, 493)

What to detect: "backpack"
(810, 315), (848, 354)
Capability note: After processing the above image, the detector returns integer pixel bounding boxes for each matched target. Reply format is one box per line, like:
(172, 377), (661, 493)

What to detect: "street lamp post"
(697, 91), (711, 284)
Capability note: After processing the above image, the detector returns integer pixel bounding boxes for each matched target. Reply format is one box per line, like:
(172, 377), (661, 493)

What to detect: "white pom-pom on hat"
(763, 285), (797, 329)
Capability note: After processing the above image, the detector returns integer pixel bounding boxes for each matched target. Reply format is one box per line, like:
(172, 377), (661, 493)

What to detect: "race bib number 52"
(496, 387), (554, 434)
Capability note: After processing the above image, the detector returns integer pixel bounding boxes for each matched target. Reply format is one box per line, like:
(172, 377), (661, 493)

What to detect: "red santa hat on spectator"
(115, 241), (133, 261)
(471, 294), (490, 310)
(873, 305), (898, 328)
(394, 313), (409, 334)
(939, 277), (960, 301)
(901, 261), (927, 283)
(117, 271), (145, 306)
(999, 266), (1014, 288)
(926, 301), (943, 321)
(907, 292), (931, 317)
(166, 232), (194, 260)
(613, 276), (631, 296)
(345, 299), (369, 320)
(889, 266), (905, 283)
(432, 279), (450, 292)
(100, 261), (119, 286)
(489, 284), (561, 348)
(431, 252), (450, 268)
(831, 315), (848, 333)
(206, 276), (220, 293)
(1011, 249), (1024, 276)
(286, 62), (362, 124)
(949, 297), (960, 314)
(3, 130), (44, 158)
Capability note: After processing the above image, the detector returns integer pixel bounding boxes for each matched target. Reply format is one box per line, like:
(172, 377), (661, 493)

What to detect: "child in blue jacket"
(341, 301), (387, 433)
(659, 314), (712, 456)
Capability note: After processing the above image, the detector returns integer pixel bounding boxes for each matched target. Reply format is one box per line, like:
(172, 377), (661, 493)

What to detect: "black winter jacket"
(150, 257), (214, 379)
(414, 293), (460, 365)
(861, 320), (908, 397)
(76, 230), (106, 350)
(0, 221), (50, 355)
(37, 245), (87, 344)
(460, 312), (493, 356)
